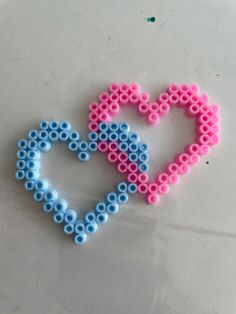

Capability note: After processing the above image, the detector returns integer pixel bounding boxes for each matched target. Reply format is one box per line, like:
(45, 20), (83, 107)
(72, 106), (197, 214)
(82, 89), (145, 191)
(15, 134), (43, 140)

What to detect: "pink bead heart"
(87, 83), (221, 205)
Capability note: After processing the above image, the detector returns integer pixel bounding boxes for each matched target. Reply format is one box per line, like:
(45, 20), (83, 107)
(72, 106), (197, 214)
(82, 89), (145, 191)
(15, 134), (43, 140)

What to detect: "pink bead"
(156, 173), (169, 184)
(119, 83), (130, 93)
(168, 83), (179, 94)
(88, 122), (99, 132)
(178, 164), (190, 175)
(99, 112), (111, 123)
(138, 173), (149, 183)
(129, 92), (140, 104)
(199, 113), (211, 124)
(200, 104), (211, 114)
(138, 183), (149, 194)
(188, 103), (201, 116)
(118, 152), (128, 162)
(109, 102), (120, 116)
(119, 92), (129, 105)
(138, 102), (149, 116)
(129, 83), (140, 94)
(199, 144), (210, 155)
(158, 92), (170, 103)
(98, 142), (108, 153)
(147, 193), (159, 205)
(158, 183), (169, 195)
(177, 153), (190, 164)
(147, 112), (160, 126)
(187, 143), (200, 155)
(117, 162), (128, 173)
(210, 114), (220, 125)
(189, 154), (200, 165)
(107, 152), (118, 163)
(200, 94), (209, 103)
(99, 102), (109, 112)
(189, 84), (199, 94)
(148, 183), (159, 194)
(168, 174), (180, 185)
(139, 92), (150, 103)
(89, 112), (99, 122)
(108, 142), (118, 152)
(127, 173), (138, 183)
(109, 92), (119, 102)
(211, 124), (220, 134)
(211, 104), (220, 114)
(179, 84), (190, 94)
(169, 93), (179, 105)
(128, 163), (138, 173)
(199, 134), (211, 145)
(198, 123), (211, 134)
(89, 102), (99, 112)
(168, 163), (179, 174)
(149, 102), (159, 113)
(210, 134), (221, 145)
(109, 83), (120, 93)
(178, 93), (190, 107)
(159, 103), (170, 116)
(190, 94), (200, 104)
(99, 92), (109, 102)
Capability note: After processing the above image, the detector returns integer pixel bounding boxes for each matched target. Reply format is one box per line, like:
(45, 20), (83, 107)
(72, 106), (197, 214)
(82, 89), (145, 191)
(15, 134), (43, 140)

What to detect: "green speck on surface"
(147, 16), (156, 23)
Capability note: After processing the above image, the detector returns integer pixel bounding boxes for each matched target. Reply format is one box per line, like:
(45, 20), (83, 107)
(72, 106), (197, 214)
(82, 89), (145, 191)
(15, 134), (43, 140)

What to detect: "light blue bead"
(64, 209), (78, 224)
(119, 132), (129, 142)
(139, 142), (149, 152)
(27, 140), (38, 150)
(117, 182), (128, 193)
(88, 131), (99, 142)
(43, 202), (54, 213)
(96, 212), (108, 224)
(107, 192), (118, 203)
(53, 199), (67, 212)
(107, 203), (119, 215)
(15, 170), (25, 180)
(53, 212), (64, 224)
(59, 131), (69, 141)
(17, 149), (27, 159)
(38, 140), (51, 152)
(24, 180), (35, 191)
(99, 122), (109, 132)
(60, 121), (71, 131)
(109, 132), (119, 142)
(109, 122), (119, 132)
(85, 223), (97, 234)
(139, 162), (149, 173)
(69, 131), (80, 141)
(25, 170), (39, 180)
(117, 192), (129, 204)
(27, 150), (40, 160)
(119, 122), (130, 133)
(49, 130), (59, 142)
(75, 221), (86, 234)
(74, 233), (87, 245)
(16, 160), (26, 170)
(26, 160), (39, 170)
(78, 141), (89, 151)
(129, 132), (140, 143)
(78, 151), (90, 161)
(64, 223), (75, 235)
(85, 212), (96, 223)
(128, 183), (138, 194)
(88, 142), (98, 152)
(39, 120), (49, 130)
(68, 141), (79, 151)
(38, 130), (49, 141)
(98, 131), (108, 142)
(33, 191), (44, 202)
(49, 121), (60, 130)
(119, 142), (129, 152)
(129, 152), (139, 162)
(129, 142), (139, 152)
(28, 129), (38, 140)
(44, 189), (58, 202)
(95, 202), (106, 213)
(35, 179), (49, 191)
(17, 139), (28, 149)
(139, 152), (149, 162)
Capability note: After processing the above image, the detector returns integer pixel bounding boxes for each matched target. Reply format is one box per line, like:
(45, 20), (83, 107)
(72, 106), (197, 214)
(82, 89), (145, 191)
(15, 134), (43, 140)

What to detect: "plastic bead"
(38, 130), (49, 141)
(107, 203), (119, 215)
(24, 180), (35, 191)
(64, 223), (75, 235)
(119, 122), (130, 133)
(33, 191), (44, 202)
(27, 150), (40, 160)
(38, 140), (51, 152)
(17, 150), (27, 159)
(43, 202), (54, 213)
(28, 129), (38, 140)
(49, 121), (59, 130)
(127, 183), (138, 193)
(39, 120), (49, 130)
(60, 121), (71, 131)
(68, 141), (79, 151)
(16, 160), (26, 170)
(96, 212), (108, 224)
(117, 182), (128, 193)
(64, 209), (78, 223)
(53, 199), (67, 212)
(69, 131), (80, 142)
(44, 189), (58, 202)
(53, 212), (64, 224)
(88, 142), (98, 152)
(78, 151), (90, 161)
(15, 170), (25, 180)
(74, 233), (87, 245)
(25, 170), (39, 180)
(85, 223), (97, 234)
(17, 139), (28, 149)
(85, 212), (96, 224)
(35, 179), (49, 191)
(95, 202), (106, 213)
(75, 222), (86, 234)
(117, 192), (129, 204)
(107, 192), (118, 203)
(88, 131), (99, 142)
(49, 130), (59, 142)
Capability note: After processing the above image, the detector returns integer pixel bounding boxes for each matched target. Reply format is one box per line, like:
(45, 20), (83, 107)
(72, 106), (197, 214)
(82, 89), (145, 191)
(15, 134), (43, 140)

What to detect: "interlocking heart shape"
(15, 83), (220, 245)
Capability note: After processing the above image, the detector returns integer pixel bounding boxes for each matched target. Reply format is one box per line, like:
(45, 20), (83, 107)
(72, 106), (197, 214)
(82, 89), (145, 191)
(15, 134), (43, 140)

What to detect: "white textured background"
(0, 0), (236, 313)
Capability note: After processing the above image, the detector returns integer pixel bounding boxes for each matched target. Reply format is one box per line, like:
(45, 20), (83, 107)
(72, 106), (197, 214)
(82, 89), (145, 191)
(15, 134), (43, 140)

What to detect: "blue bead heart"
(15, 120), (149, 245)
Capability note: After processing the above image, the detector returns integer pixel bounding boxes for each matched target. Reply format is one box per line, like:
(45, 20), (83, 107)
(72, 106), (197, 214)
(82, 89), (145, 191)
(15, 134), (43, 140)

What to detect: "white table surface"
(0, 0), (236, 313)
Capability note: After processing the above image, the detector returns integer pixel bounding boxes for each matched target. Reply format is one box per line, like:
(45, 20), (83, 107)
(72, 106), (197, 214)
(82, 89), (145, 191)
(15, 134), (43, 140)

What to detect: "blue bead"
(96, 212), (108, 224)
(35, 179), (49, 191)
(109, 132), (119, 142)
(88, 142), (98, 152)
(28, 140), (38, 150)
(17, 139), (28, 149)
(95, 202), (106, 213)
(117, 192), (129, 204)
(78, 141), (89, 151)
(109, 122), (119, 132)
(74, 233), (87, 245)
(59, 131), (69, 141)
(64, 209), (78, 223)
(26, 160), (39, 170)
(24, 180), (35, 191)
(85, 223), (97, 234)
(68, 141), (79, 151)
(28, 129), (38, 140)
(38, 130), (49, 140)
(15, 170), (25, 180)
(129, 142), (139, 152)
(33, 191), (44, 202)
(25, 170), (39, 180)
(43, 202), (54, 213)
(139, 162), (149, 173)
(16, 160), (26, 170)
(53, 199), (67, 212)
(49, 121), (60, 130)
(64, 223), (75, 235)
(88, 131), (99, 142)
(78, 151), (90, 161)
(139, 152), (149, 162)
(49, 130), (59, 142)
(99, 122), (109, 132)
(119, 142), (129, 152)
(129, 152), (139, 162)
(75, 221), (86, 234)
(17, 149), (27, 159)
(139, 142), (149, 152)
(119, 132), (129, 142)
(98, 131), (108, 142)
(27, 150), (40, 160)
(127, 183), (138, 193)
(119, 122), (130, 133)
(107, 203), (119, 215)
(117, 182), (128, 193)
(69, 131), (80, 141)
(129, 132), (140, 143)
(85, 212), (96, 223)
(53, 212), (64, 224)
(44, 189), (58, 202)
(38, 140), (51, 152)
(107, 192), (118, 203)
(39, 120), (49, 130)
(60, 121), (71, 131)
